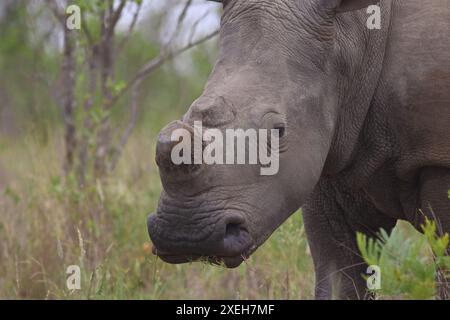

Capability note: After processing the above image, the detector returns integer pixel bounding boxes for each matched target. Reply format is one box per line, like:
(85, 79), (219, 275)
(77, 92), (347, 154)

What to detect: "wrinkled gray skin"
(148, 0), (450, 299)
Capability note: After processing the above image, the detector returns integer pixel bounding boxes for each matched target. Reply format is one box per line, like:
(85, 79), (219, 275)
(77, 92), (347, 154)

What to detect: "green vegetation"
(358, 220), (450, 299)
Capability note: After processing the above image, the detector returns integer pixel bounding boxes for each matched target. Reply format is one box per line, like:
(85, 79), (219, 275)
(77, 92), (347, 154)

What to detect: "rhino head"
(147, 0), (379, 267)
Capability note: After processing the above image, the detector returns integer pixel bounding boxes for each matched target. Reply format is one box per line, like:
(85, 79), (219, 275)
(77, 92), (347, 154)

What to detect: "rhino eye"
(274, 125), (286, 138)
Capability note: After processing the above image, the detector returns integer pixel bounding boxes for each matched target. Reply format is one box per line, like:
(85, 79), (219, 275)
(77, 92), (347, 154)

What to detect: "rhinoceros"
(147, 0), (450, 299)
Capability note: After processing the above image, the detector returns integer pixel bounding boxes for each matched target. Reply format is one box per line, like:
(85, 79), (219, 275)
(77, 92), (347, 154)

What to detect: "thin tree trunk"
(77, 45), (98, 186)
(62, 26), (77, 175)
(94, 6), (115, 177)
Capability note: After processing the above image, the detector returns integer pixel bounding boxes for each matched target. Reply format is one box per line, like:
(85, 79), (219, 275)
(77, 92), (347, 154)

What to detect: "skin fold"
(148, 0), (450, 299)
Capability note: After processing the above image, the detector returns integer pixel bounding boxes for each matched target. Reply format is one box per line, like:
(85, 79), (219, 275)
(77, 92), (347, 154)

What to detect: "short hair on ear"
(336, 0), (380, 13)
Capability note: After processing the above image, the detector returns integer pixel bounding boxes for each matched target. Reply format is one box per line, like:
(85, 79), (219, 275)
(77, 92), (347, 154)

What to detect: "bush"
(357, 219), (450, 299)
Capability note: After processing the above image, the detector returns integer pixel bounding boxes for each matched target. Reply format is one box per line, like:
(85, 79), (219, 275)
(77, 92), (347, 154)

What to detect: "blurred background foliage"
(0, 0), (447, 300)
(0, 0), (316, 299)
(0, 0), (216, 141)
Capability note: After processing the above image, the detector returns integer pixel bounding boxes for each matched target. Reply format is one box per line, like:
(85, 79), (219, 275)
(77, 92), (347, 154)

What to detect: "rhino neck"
(323, 0), (393, 175)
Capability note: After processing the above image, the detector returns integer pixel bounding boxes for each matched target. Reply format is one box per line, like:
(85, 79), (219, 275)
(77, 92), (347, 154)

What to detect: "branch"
(164, 0), (193, 50)
(188, 10), (210, 44)
(138, 29), (219, 82)
(80, 7), (94, 45)
(108, 0), (127, 37)
(109, 80), (140, 171)
(45, 0), (65, 26)
(61, 24), (77, 175)
(116, 0), (143, 56)
(111, 29), (219, 107)
(77, 46), (99, 184)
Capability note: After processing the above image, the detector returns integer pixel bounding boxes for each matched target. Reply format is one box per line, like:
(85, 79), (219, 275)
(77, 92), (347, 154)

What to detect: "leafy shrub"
(357, 219), (450, 300)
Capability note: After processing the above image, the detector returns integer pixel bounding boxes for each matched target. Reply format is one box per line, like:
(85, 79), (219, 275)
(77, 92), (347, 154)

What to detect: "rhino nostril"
(223, 220), (251, 256)
(225, 223), (242, 238)
(224, 221), (248, 242)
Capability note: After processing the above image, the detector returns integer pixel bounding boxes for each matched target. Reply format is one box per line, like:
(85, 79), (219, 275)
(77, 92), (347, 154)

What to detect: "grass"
(0, 132), (314, 299)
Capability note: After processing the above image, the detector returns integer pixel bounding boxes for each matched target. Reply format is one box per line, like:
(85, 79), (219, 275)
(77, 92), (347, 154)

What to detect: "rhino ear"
(335, 0), (380, 13)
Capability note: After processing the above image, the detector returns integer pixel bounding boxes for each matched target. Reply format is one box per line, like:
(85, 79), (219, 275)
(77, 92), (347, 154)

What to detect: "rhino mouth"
(151, 245), (256, 268)
(147, 205), (257, 268)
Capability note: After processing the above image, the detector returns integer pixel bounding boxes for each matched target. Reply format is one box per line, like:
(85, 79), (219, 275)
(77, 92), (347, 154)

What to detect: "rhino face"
(147, 0), (376, 267)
